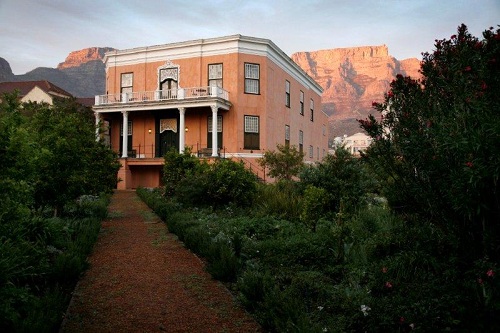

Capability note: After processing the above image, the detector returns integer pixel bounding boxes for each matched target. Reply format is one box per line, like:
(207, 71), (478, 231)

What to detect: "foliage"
(258, 144), (305, 181)
(252, 181), (302, 221)
(163, 150), (257, 208)
(300, 146), (376, 215)
(360, 24), (500, 262)
(0, 93), (118, 331)
(162, 147), (200, 197)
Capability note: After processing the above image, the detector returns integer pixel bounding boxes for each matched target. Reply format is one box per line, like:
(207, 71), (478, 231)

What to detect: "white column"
(179, 107), (186, 154)
(121, 111), (128, 158)
(94, 112), (101, 142)
(211, 105), (218, 157)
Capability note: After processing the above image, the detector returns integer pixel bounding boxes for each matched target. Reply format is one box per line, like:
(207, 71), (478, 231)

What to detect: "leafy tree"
(359, 24), (500, 330)
(300, 146), (375, 215)
(162, 147), (201, 197)
(258, 144), (305, 181)
(24, 98), (120, 215)
(360, 24), (500, 262)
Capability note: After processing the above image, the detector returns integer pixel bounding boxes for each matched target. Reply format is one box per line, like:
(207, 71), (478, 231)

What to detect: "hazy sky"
(0, 0), (498, 74)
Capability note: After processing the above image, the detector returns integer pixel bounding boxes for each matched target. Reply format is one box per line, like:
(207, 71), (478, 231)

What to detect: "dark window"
(300, 90), (304, 115)
(285, 125), (290, 147)
(207, 115), (223, 148)
(244, 63), (260, 94)
(299, 130), (303, 154)
(285, 80), (290, 107)
(310, 99), (314, 121)
(244, 115), (259, 149)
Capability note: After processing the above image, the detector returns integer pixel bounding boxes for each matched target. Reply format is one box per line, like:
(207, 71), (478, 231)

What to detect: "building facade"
(0, 80), (72, 104)
(93, 35), (328, 189)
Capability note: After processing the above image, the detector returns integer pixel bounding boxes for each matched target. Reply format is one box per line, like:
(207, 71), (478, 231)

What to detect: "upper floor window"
(121, 73), (133, 94)
(310, 99), (314, 122)
(244, 63), (260, 94)
(244, 115), (260, 149)
(309, 145), (313, 158)
(285, 80), (290, 107)
(208, 63), (223, 88)
(300, 90), (304, 115)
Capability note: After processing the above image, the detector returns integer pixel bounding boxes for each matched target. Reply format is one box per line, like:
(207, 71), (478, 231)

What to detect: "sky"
(0, 0), (498, 75)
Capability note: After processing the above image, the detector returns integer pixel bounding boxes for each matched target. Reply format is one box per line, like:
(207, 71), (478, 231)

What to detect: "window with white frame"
(244, 115), (259, 149)
(285, 125), (290, 146)
(299, 130), (303, 154)
(300, 90), (304, 115)
(310, 99), (314, 121)
(285, 80), (290, 107)
(208, 63), (223, 88)
(309, 145), (313, 158)
(244, 63), (260, 94)
(121, 73), (133, 95)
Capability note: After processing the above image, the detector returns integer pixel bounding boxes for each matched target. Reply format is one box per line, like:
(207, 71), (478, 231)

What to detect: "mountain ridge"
(0, 45), (421, 137)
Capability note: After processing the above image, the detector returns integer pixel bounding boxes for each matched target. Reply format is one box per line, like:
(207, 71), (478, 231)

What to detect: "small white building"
(332, 132), (372, 156)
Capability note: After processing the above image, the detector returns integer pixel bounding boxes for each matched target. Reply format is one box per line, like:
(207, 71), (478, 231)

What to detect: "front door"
(158, 118), (179, 157)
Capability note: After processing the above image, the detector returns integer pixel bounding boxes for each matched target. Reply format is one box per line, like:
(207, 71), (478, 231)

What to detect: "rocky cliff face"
(57, 47), (115, 69)
(0, 57), (14, 81)
(292, 45), (421, 138)
(0, 47), (114, 97)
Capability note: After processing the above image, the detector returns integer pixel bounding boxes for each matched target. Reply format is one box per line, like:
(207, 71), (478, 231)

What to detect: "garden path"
(60, 190), (262, 333)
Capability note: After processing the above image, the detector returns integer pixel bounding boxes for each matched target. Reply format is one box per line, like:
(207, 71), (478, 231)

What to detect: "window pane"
(245, 63), (259, 79)
(209, 64), (223, 79)
(245, 79), (259, 94)
(244, 116), (259, 133)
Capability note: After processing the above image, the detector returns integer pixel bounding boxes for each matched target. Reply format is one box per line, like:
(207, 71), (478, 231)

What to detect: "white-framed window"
(300, 90), (304, 115)
(121, 73), (133, 94)
(285, 80), (290, 107)
(285, 125), (290, 146)
(244, 115), (259, 149)
(208, 63), (223, 88)
(244, 63), (260, 94)
(309, 145), (313, 158)
(310, 99), (314, 121)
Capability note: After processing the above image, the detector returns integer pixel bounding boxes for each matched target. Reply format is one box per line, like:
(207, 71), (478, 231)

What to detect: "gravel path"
(60, 190), (262, 333)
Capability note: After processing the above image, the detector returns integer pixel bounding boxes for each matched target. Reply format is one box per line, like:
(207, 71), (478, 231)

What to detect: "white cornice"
(104, 35), (322, 95)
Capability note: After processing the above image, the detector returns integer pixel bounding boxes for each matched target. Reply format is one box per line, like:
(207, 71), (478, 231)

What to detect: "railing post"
(95, 95), (100, 106)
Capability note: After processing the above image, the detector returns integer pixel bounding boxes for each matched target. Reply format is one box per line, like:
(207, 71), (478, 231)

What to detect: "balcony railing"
(95, 86), (229, 106)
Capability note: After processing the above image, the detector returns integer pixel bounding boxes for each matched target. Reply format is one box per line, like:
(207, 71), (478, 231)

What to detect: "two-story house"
(93, 35), (328, 189)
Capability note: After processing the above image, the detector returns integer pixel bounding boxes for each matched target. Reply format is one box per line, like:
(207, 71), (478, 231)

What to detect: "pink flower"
(465, 161), (473, 168)
(382, 267), (387, 273)
(399, 317), (405, 323)
(487, 269), (495, 277)
(385, 281), (393, 288)
(481, 82), (488, 90)
(387, 91), (394, 98)
(478, 278), (483, 284)
(464, 66), (472, 72)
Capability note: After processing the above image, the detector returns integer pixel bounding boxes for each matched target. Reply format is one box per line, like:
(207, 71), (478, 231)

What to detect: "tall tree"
(359, 24), (500, 268)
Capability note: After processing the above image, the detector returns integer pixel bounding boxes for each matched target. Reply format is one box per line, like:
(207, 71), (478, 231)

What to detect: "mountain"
(1, 45), (421, 138)
(292, 45), (421, 138)
(0, 47), (114, 97)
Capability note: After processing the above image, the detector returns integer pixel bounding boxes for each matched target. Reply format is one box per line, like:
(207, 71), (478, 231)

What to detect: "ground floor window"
(244, 115), (259, 150)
